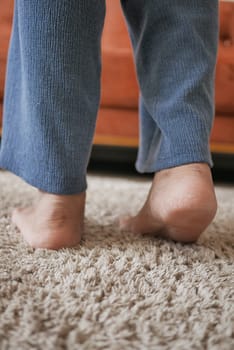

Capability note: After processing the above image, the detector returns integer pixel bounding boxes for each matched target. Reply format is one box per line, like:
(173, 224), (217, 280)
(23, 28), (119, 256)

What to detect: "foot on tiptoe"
(119, 163), (217, 243)
(11, 190), (86, 249)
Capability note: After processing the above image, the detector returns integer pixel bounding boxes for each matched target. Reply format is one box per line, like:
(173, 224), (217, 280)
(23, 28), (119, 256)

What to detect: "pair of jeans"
(0, 0), (219, 194)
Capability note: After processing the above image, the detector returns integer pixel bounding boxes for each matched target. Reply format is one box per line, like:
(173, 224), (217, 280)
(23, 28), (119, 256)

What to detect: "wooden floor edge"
(93, 135), (139, 147)
(0, 131), (234, 154)
(210, 142), (234, 154)
(93, 135), (234, 154)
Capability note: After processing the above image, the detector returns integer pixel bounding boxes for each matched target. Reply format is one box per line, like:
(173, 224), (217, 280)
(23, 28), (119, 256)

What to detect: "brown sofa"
(1, 0), (234, 167)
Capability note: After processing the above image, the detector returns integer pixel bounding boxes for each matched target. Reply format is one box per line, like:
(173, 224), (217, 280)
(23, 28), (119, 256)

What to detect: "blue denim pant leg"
(121, 0), (219, 173)
(0, 0), (105, 194)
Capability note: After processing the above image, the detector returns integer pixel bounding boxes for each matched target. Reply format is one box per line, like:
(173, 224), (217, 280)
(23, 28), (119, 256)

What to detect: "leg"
(120, 0), (219, 242)
(0, 0), (105, 248)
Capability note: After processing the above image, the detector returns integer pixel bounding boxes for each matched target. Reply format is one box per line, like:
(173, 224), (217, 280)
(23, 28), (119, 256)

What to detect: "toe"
(120, 211), (165, 235)
(11, 206), (32, 228)
(119, 215), (133, 231)
(11, 208), (22, 227)
(119, 215), (131, 230)
(119, 215), (144, 234)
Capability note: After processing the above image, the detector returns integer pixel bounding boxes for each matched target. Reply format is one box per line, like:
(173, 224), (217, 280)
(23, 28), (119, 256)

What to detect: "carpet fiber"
(0, 170), (233, 350)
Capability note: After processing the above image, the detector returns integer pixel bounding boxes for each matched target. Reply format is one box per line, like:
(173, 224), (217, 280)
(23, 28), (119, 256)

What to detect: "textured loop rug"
(0, 170), (233, 350)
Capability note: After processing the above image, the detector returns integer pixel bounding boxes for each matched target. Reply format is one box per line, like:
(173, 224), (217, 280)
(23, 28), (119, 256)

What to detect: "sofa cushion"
(215, 2), (234, 115)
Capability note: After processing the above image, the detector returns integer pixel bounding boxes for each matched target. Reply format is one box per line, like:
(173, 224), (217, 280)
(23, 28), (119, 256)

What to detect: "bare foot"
(119, 163), (217, 243)
(11, 190), (85, 249)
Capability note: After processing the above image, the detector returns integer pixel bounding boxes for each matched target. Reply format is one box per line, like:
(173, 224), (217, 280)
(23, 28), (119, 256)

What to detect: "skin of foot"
(119, 163), (218, 243)
(11, 190), (86, 250)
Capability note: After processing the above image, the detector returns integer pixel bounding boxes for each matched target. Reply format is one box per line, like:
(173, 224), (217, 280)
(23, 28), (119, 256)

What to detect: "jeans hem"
(0, 161), (87, 195)
(135, 151), (213, 174)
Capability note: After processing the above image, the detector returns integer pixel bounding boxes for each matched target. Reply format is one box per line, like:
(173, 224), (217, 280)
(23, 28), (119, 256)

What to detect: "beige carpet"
(0, 170), (233, 350)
